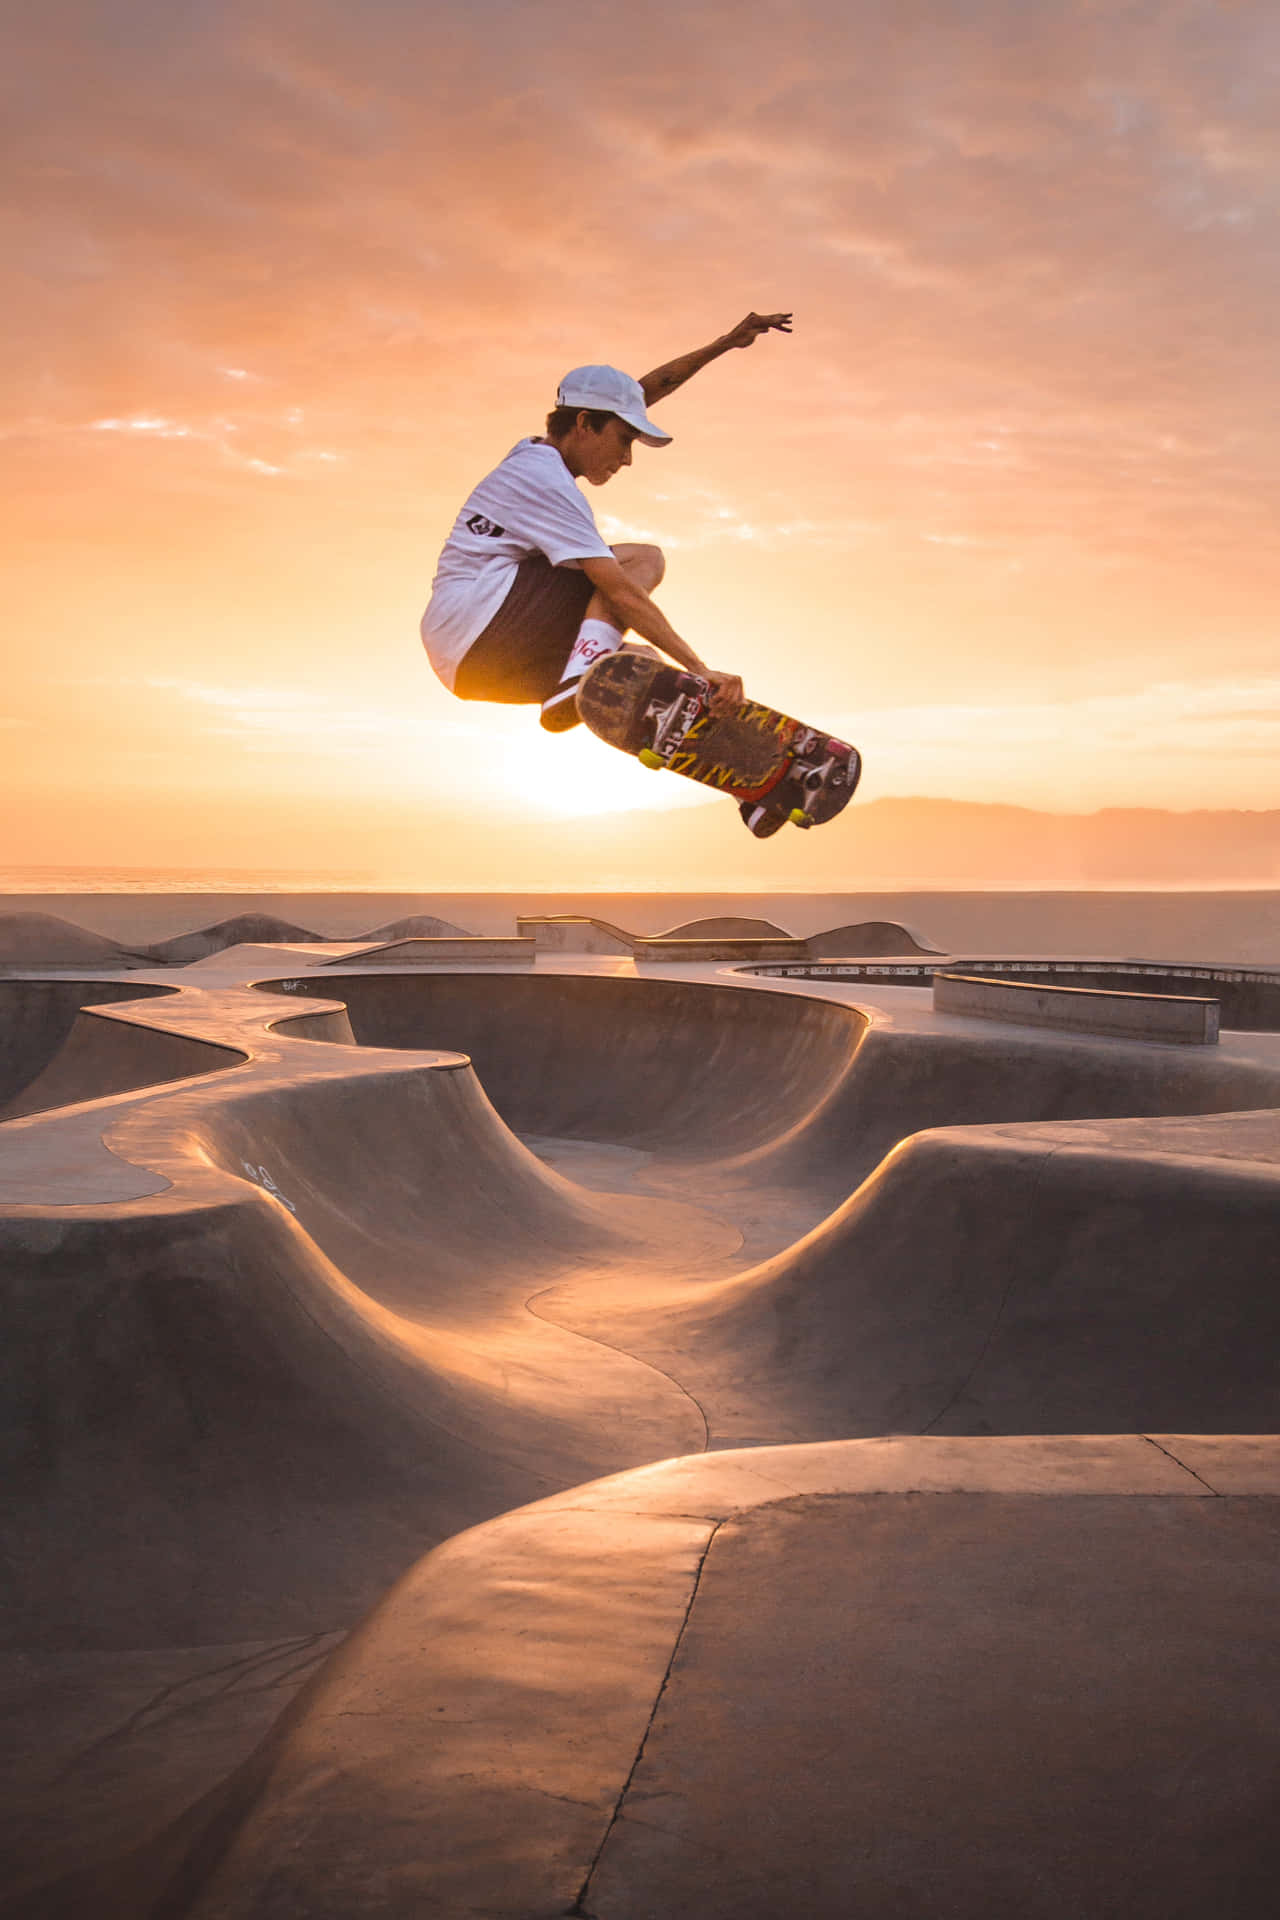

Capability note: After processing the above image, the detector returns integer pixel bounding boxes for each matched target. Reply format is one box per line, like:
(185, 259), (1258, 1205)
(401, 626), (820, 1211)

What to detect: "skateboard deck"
(577, 651), (861, 837)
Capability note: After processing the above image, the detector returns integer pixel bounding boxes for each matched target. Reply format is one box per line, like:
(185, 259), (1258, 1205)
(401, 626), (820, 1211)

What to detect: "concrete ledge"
(516, 915), (635, 954)
(636, 936), (809, 963)
(517, 917), (810, 963)
(934, 970), (1220, 1044)
(322, 937), (536, 968)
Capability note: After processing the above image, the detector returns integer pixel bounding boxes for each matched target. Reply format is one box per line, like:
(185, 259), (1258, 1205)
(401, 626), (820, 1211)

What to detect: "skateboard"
(576, 651), (861, 837)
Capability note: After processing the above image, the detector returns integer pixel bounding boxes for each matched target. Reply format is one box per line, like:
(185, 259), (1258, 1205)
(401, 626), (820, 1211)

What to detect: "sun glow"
(9, 0), (1280, 884)
(483, 722), (715, 819)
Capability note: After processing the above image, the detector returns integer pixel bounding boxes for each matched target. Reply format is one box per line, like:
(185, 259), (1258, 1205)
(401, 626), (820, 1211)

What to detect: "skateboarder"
(420, 311), (792, 732)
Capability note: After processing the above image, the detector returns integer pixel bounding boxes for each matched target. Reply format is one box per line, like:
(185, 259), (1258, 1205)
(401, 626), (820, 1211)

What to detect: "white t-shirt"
(421, 438), (614, 689)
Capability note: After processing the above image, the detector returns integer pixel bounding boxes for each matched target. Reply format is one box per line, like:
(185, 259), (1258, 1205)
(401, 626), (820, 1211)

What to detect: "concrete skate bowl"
(0, 979), (239, 1120)
(262, 963), (1280, 1197)
(256, 969), (1280, 1436)
(2, 1052), (733, 1644)
(6, 960), (1280, 1917)
(262, 970), (867, 1156)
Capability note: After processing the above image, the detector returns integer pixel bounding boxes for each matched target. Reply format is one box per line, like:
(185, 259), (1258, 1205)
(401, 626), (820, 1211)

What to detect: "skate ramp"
(661, 914), (791, 938)
(248, 970), (1280, 1443)
(806, 917), (942, 955)
(0, 981), (234, 1118)
(50, 1438), (1280, 1920)
(6, 955), (1280, 1913)
(0, 913), (151, 971)
(142, 914), (325, 962)
(548, 1110), (1280, 1446)
(3, 1052), (725, 1649)
(274, 966), (1280, 1216)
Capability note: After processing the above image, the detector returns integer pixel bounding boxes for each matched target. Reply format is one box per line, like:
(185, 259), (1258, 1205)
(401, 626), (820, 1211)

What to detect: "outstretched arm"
(639, 312), (793, 405)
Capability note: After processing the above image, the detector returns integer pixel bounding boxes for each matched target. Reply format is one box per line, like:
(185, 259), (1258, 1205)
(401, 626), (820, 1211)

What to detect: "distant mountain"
(831, 799), (1280, 887)
(456, 796), (1280, 891)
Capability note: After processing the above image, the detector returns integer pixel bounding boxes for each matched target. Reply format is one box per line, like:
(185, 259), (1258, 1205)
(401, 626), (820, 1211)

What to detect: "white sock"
(560, 618), (622, 683)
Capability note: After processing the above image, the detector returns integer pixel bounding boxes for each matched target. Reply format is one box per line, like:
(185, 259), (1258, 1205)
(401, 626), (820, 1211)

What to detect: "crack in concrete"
(1141, 1432), (1221, 1493)
(526, 1281), (712, 1455)
(569, 1518), (723, 1918)
(49, 1635), (336, 1782)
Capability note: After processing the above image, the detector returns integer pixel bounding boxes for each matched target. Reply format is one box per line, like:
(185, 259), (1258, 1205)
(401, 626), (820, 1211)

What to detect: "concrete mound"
(144, 914), (324, 962)
(807, 918), (943, 956)
(0, 912), (149, 970)
(662, 915), (791, 938)
(358, 914), (471, 940)
(625, 1118), (1280, 1443)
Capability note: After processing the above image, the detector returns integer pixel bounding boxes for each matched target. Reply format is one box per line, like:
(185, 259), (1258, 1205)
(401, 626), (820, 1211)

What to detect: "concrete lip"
(324, 935), (537, 966)
(3, 943), (1280, 1914)
(934, 967), (1222, 1042)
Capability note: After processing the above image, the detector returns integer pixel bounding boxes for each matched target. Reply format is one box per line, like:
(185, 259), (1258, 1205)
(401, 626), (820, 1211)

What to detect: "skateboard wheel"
(788, 808), (814, 829)
(740, 801), (786, 838)
(638, 747), (665, 770)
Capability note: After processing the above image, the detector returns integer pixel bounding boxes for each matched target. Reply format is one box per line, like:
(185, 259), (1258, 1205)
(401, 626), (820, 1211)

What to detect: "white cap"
(555, 365), (673, 446)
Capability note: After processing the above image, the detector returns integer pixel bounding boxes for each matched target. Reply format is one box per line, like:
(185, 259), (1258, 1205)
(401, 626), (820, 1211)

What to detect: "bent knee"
(612, 542), (666, 588)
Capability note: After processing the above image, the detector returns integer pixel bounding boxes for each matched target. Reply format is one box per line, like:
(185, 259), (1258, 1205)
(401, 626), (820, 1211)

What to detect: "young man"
(420, 311), (792, 732)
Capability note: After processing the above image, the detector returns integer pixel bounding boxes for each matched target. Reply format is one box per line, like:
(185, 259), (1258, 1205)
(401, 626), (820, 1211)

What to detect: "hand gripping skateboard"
(576, 651), (862, 837)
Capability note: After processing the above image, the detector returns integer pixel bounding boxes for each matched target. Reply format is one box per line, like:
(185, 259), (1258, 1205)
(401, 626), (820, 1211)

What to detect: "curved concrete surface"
(509, 912), (943, 958)
(143, 914), (326, 962)
(0, 980), (178, 1110)
(0, 913), (153, 970)
(50, 1437), (1280, 1920)
(1, 1001), (243, 1120)
(807, 916), (943, 955)
(661, 914), (791, 938)
(3, 946), (1280, 1914)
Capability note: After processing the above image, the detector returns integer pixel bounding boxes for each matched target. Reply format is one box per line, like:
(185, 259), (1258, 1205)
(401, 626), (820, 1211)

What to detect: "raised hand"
(724, 312), (794, 349)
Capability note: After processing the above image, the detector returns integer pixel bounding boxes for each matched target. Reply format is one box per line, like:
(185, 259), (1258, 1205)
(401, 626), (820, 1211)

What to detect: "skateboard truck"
(786, 740), (861, 827)
(637, 674), (709, 769)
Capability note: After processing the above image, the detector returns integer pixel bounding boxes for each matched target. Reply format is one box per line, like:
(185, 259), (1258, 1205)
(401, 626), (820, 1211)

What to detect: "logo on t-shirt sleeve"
(466, 513), (506, 538)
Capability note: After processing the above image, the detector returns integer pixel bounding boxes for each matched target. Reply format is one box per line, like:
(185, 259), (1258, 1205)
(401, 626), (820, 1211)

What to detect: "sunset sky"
(5, 0), (1279, 886)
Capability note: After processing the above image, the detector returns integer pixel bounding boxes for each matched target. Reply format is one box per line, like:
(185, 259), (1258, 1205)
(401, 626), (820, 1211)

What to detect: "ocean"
(0, 874), (1277, 964)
